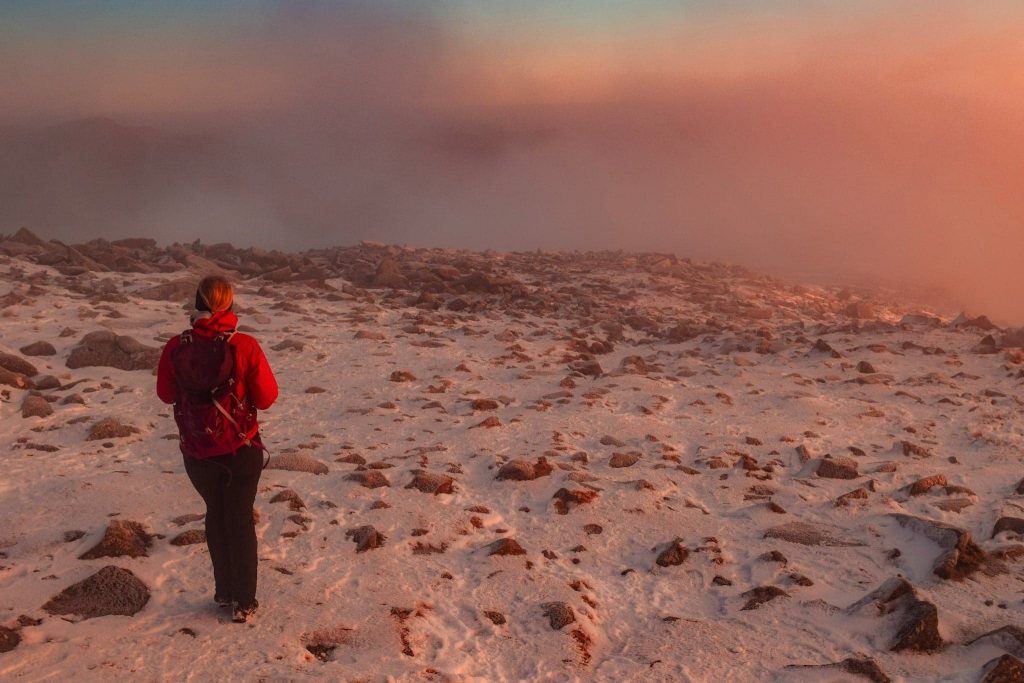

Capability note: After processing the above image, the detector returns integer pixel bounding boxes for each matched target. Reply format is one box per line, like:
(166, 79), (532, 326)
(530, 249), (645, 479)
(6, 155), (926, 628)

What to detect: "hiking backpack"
(171, 329), (257, 458)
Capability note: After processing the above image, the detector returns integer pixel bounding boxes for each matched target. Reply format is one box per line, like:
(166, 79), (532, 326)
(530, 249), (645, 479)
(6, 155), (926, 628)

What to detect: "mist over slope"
(2, 3), (1023, 322)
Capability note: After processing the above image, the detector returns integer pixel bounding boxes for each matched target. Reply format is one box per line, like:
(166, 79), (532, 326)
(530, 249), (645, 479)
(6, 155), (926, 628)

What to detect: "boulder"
(137, 279), (195, 301)
(890, 514), (988, 580)
(346, 525), (385, 553)
(541, 602), (576, 630)
(495, 457), (553, 482)
(764, 521), (861, 547)
(79, 520), (153, 559)
(66, 331), (161, 371)
(552, 488), (598, 515)
(344, 471), (391, 489)
(784, 658), (890, 683)
(846, 577), (942, 652)
(486, 538), (527, 557)
(816, 457), (859, 479)
(980, 655), (1024, 683)
(740, 586), (789, 610)
(405, 471), (456, 495)
(19, 341), (56, 356)
(86, 418), (139, 441)
(265, 453), (329, 475)
(655, 538), (688, 567)
(42, 566), (150, 620)
(170, 529), (206, 546)
(21, 394), (53, 418)
(0, 351), (38, 377)
(609, 452), (641, 468)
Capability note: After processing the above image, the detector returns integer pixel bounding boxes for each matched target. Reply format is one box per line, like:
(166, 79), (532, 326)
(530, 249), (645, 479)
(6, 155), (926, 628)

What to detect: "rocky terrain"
(0, 228), (1022, 681)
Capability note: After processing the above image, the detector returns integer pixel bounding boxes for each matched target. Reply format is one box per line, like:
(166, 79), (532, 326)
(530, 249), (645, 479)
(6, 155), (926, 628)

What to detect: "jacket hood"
(192, 310), (238, 337)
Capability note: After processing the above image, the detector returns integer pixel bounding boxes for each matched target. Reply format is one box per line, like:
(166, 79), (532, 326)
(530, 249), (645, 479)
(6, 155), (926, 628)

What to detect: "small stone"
(980, 655), (1024, 683)
(345, 471), (391, 489)
(656, 538), (688, 567)
(541, 602), (576, 630)
(389, 370), (416, 382)
(816, 457), (859, 479)
(170, 529), (206, 546)
(483, 611), (506, 625)
(552, 488), (598, 515)
(740, 586), (789, 610)
(269, 489), (306, 511)
(86, 418), (139, 441)
(609, 452), (641, 468)
(405, 471), (456, 495)
(346, 525), (385, 553)
(486, 538), (526, 557)
(79, 520), (153, 559)
(906, 474), (948, 496)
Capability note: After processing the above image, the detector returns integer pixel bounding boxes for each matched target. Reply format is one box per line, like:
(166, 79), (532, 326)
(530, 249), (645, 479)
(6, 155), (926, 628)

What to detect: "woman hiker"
(156, 275), (278, 623)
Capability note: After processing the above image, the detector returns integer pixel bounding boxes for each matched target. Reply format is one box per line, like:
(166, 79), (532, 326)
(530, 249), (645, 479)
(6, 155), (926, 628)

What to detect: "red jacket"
(157, 311), (278, 455)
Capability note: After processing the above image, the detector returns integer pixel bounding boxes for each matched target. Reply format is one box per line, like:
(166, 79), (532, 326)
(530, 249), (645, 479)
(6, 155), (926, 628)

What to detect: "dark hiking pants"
(183, 444), (263, 608)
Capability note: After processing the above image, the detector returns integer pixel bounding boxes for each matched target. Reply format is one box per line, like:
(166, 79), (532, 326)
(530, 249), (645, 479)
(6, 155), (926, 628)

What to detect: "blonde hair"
(197, 275), (234, 312)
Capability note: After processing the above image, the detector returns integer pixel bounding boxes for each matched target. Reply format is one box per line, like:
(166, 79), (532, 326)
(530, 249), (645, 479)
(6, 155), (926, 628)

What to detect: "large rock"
(764, 521), (861, 547)
(495, 457), (553, 482)
(137, 279), (195, 302)
(66, 330), (161, 371)
(42, 566), (150, 620)
(846, 577), (942, 652)
(0, 351), (38, 377)
(87, 418), (139, 440)
(816, 457), (859, 479)
(21, 394), (53, 418)
(265, 453), (329, 475)
(889, 514), (989, 580)
(19, 341), (56, 357)
(346, 525), (385, 553)
(405, 471), (456, 495)
(541, 602), (576, 630)
(784, 658), (890, 683)
(0, 365), (32, 389)
(486, 538), (527, 557)
(79, 520), (153, 559)
(344, 470), (390, 489)
(980, 654), (1024, 683)
(655, 538), (688, 567)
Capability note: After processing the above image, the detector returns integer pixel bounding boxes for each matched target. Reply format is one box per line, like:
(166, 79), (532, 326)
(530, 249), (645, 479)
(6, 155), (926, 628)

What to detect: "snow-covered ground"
(0, 246), (1022, 682)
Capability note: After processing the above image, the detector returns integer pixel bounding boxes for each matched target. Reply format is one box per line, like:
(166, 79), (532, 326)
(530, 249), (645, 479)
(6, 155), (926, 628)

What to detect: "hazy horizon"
(3, 1), (1023, 322)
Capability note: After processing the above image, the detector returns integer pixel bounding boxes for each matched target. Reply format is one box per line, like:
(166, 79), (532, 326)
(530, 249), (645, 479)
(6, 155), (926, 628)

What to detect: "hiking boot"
(232, 600), (258, 623)
(214, 594), (232, 608)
